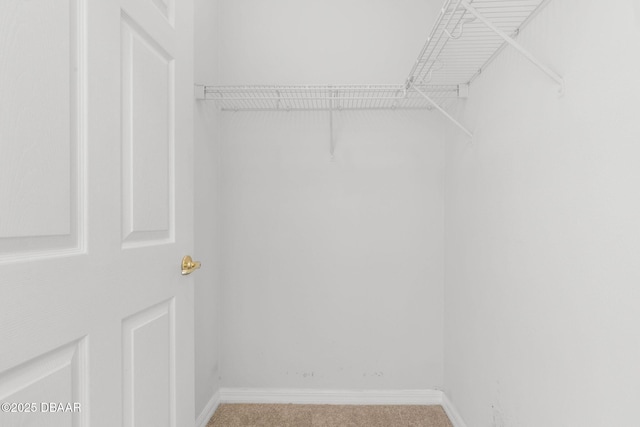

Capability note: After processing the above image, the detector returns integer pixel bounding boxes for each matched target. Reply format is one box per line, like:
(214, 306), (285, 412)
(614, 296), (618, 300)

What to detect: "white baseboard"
(441, 393), (468, 427)
(219, 388), (443, 406)
(195, 390), (221, 427)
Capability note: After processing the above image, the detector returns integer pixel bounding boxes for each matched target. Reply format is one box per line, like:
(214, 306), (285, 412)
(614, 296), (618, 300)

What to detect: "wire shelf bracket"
(460, 0), (564, 94)
(412, 84), (472, 138)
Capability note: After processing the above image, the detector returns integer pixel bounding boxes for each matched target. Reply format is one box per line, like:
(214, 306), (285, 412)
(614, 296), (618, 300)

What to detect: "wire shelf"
(204, 85), (460, 111)
(199, 0), (560, 137)
(406, 0), (549, 87)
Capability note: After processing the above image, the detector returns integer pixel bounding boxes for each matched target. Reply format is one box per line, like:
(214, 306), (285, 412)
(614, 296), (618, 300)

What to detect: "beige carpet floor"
(206, 404), (454, 427)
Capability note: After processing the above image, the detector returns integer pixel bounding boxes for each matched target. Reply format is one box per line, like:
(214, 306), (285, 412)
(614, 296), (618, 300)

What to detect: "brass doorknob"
(181, 255), (201, 275)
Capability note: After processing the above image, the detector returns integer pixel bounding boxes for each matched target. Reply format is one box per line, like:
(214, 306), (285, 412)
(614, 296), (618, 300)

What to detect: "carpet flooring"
(206, 404), (454, 427)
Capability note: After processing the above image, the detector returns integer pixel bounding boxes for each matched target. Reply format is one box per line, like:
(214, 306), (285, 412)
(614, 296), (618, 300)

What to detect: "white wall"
(194, 0), (222, 418)
(221, 110), (445, 389)
(217, 0), (447, 391)
(444, 1), (640, 426)
(218, 0), (441, 85)
(217, 0), (446, 391)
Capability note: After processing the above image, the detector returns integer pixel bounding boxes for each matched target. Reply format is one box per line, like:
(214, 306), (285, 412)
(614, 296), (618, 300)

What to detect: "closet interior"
(193, 0), (640, 426)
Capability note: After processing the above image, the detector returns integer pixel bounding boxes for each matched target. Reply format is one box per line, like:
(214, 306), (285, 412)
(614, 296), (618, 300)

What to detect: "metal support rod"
(412, 85), (473, 138)
(329, 109), (335, 158)
(329, 90), (336, 158)
(460, 0), (564, 90)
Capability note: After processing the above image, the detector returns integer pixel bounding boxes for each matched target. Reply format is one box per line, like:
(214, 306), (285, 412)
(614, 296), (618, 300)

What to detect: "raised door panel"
(0, 0), (85, 260)
(122, 300), (175, 427)
(121, 14), (175, 248)
(0, 339), (88, 427)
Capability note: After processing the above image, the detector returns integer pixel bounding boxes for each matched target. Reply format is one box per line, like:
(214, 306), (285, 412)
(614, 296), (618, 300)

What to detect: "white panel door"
(0, 0), (195, 426)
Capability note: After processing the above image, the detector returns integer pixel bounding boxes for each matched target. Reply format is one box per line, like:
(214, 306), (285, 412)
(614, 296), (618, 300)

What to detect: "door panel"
(121, 14), (175, 247)
(0, 0), (85, 259)
(123, 300), (175, 427)
(0, 340), (87, 427)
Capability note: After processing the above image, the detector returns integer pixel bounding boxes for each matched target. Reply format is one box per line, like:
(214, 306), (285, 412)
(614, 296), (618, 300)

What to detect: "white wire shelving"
(406, 0), (560, 88)
(203, 85), (460, 111)
(197, 0), (562, 139)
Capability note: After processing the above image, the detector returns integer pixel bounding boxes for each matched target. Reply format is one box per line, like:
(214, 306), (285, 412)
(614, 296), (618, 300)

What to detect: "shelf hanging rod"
(205, 95), (409, 102)
(459, 0), (564, 92)
(412, 84), (472, 138)
(204, 88), (411, 103)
